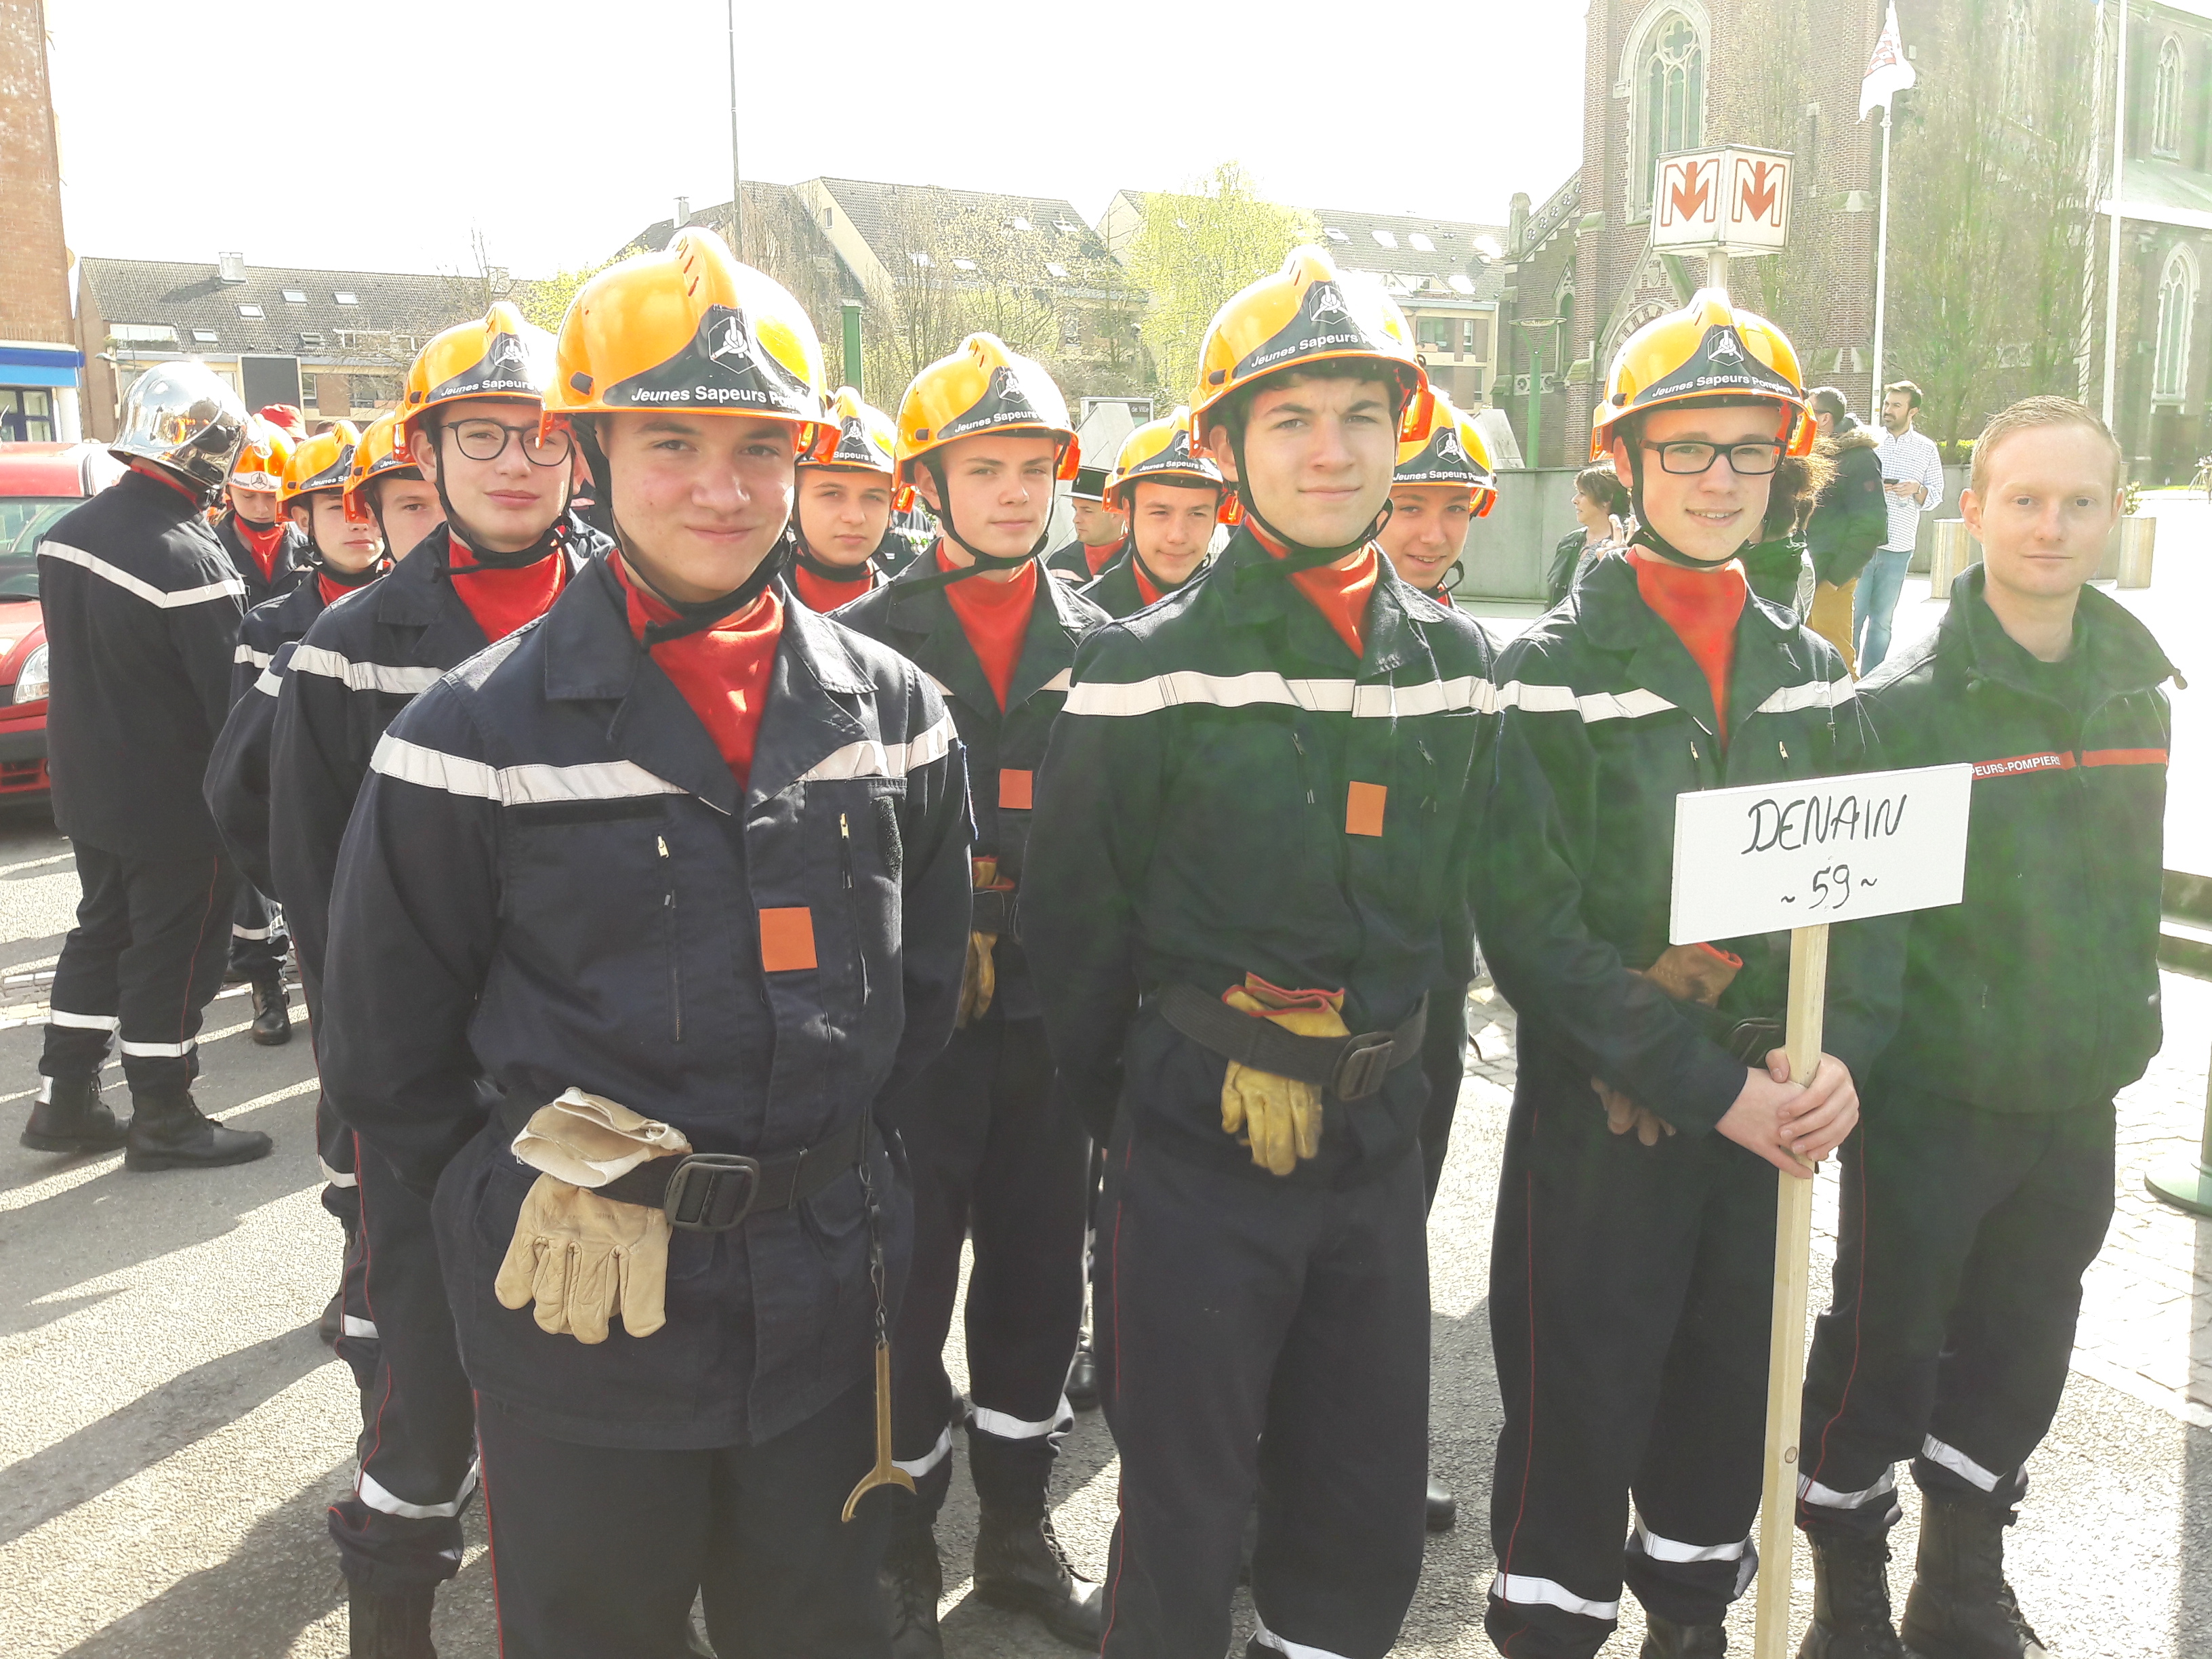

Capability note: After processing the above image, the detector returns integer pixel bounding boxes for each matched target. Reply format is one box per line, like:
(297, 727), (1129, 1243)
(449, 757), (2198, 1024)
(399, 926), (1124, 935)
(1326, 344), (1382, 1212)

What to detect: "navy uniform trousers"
(890, 1004), (1090, 1513)
(1095, 1109), (1431, 1659)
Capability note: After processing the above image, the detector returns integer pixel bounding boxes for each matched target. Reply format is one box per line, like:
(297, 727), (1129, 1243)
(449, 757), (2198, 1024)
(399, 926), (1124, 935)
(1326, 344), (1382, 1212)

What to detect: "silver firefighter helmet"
(109, 361), (249, 499)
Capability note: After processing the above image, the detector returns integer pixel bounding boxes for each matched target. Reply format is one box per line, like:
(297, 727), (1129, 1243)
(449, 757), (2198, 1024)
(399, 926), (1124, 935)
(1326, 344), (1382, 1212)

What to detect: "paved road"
(0, 809), (2205, 1657)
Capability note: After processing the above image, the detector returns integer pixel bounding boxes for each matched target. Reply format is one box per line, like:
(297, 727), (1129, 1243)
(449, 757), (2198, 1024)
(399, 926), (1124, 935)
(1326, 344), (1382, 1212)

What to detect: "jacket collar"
(881, 548), (1090, 711)
(1944, 562), (2178, 708)
(539, 554), (876, 815)
(1212, 525), (1421, 678)
(1575, 549), (1820, 735)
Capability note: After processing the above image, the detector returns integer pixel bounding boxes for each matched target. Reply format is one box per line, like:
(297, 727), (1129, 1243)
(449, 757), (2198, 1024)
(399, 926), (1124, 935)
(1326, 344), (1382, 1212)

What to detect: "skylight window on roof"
(192, 329), (218, 343)
(1055, 220), (1076, 234)
(1448, 273), (1477, 295)
(910, 251), (933, 267)
(333, 291), (359, 304)
(237, 304), (264, 318)
(1371, 229), (1397, 249)
(1408, 232), (1435, 252)
(283, 289), (308, 303)
(952, 258), (977, 271)
(110, 323), (177, 342)
(1324, 227), (1349, 242)
(1474, 234), (1503, 259)
(1045, 262), (1069, 279)
(1010, 216), (1031, 230)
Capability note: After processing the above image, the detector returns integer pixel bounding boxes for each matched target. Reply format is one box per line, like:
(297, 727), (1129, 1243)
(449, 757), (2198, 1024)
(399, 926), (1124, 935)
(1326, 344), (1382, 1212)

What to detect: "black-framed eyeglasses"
(1642, 440), (1785, 476)
(446, 418), (574, 468)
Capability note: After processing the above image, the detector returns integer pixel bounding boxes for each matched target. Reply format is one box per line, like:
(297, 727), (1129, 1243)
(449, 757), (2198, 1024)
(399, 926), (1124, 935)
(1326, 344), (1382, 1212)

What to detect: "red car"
(0, 441), (128, 802)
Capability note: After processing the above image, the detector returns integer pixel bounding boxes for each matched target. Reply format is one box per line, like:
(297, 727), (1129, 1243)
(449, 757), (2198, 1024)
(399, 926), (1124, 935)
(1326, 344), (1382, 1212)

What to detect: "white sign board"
(1652, 145), (1793, 258)
(1669, 763), (1973, 945)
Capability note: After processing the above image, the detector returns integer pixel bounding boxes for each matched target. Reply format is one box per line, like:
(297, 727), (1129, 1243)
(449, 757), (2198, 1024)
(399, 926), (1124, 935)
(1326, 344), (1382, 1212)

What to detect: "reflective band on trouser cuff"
(232, 924), (272, 941)
(1490, 1571), (1620, 1622)
(358, 1460), (479, 1520)
(1921, 1435), (2004, 1492)
(894, 1427), (953, 1479)
(1799, 1466), (1898, 1510)
(1633, 1518), (1747, 1562)
(968, 1396), (1073, 1441)
(342, 1315), (379, 1340)
(47, 1009), (121, 1031)
(119, 1038), (196, 1058)
(318, 1157), (358, 1189)
(1250, 1612), (1358, 1659)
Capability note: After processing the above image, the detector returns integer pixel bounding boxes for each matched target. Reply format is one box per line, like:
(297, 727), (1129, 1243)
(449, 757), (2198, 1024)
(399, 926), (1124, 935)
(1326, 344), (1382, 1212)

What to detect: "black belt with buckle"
(970, 886), (1020, 943)
(1155, 984), (1428, 1101)
(581, 1118), (866, 1233)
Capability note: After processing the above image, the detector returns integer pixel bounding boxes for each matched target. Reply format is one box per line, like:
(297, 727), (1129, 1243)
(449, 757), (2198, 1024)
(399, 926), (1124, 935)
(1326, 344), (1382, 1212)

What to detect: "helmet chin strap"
(790, 491), (890, 583)
(893, 453), (1052, 598)
(1225, 425), (1391, 577)
(430, 417), (576, 571)
(1620, 435), (1748, 571)
(626, 529), (794, 649)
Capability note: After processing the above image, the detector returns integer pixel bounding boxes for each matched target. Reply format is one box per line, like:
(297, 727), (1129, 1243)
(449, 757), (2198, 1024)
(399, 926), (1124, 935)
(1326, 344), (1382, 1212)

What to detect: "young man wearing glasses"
(267, 304), (609, 1658)
(1471, 291), (1898, 1659)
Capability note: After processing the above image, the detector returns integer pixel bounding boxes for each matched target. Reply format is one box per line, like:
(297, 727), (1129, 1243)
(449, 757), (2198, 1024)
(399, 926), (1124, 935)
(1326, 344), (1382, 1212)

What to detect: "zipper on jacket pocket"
(659, 835), (682, 1042)
(1292, 730), (1316, 806)
(841, 813), (868, 1004)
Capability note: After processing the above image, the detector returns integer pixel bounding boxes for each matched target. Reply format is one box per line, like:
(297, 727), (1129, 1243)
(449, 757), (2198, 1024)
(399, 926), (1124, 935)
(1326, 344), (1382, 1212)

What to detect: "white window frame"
(2154, 244), (2196, 405)
(1624, 6), (1706, 220)
(2155, 35), (2186, 159)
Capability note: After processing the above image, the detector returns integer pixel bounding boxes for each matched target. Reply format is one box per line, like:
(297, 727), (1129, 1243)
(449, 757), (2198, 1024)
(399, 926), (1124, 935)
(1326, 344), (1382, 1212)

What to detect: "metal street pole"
(726, 0), (743, 259)
(1872, 109), (1893, 407)
(842, 302), (864, 396)
(2147, 1060), (2212, 1217)
(2104, 0), (2129, 425)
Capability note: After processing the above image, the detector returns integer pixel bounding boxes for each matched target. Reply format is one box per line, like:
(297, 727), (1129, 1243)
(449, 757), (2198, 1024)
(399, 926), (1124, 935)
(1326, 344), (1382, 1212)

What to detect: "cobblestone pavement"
(0, 816), (2207, 1655)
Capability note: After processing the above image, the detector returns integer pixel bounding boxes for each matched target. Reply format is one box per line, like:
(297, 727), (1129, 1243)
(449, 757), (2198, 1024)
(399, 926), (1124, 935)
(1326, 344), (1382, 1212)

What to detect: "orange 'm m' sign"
(1652, 146), (1793, 257)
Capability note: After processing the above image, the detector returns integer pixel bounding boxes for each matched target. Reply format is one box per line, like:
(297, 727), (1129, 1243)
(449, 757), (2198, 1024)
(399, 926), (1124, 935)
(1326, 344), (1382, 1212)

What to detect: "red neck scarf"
(1250, 520), (1378, 659)
(447, 533), (567, 644)
(1629, 546), (1748, 743)
(234, 515), (289, 583)
(792, 559), (875, 614)
(613, 556), (784, 787)
(939, 544), (1038, 710)
(1084, 539), (1119, 577)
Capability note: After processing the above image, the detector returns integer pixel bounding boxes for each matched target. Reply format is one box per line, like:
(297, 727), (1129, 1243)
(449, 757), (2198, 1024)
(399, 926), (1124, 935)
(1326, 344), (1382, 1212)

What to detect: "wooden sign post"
(1670, 762), (1973, 1658)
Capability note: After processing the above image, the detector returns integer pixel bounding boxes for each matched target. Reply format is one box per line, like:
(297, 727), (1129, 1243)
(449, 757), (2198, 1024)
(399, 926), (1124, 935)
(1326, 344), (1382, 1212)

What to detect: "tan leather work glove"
(1219, 975), (1348, 1178)
(1591, 944), (1742, 1145)
(958, 857), (1006, 1028)
(494, 1090), (693, 1344)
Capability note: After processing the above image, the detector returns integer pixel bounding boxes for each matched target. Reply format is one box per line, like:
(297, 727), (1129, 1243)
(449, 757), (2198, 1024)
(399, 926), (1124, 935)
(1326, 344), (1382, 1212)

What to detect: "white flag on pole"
(1860, 2), (1917, 119)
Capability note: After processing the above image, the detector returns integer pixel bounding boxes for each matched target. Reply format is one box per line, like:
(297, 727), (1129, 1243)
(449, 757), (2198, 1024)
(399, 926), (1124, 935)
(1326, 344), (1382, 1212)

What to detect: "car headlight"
(14, 644), (48, 705)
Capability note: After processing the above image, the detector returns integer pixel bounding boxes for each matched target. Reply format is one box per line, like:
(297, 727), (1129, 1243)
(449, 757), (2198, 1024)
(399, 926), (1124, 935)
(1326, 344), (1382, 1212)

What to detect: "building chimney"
(675, 196), (691, 226)
(218, 251), (247, 283)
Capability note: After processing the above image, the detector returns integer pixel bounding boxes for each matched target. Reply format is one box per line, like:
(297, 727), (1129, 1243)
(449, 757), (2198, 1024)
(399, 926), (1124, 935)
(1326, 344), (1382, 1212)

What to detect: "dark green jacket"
(1805, 421), (1886, 586)
(1860, 565), (2176, 1112)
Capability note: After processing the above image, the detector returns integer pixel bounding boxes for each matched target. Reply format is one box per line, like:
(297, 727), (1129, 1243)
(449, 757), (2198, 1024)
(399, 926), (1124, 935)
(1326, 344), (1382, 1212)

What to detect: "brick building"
(0, 0), (83, 441)
(1500, 0), (1887, 469)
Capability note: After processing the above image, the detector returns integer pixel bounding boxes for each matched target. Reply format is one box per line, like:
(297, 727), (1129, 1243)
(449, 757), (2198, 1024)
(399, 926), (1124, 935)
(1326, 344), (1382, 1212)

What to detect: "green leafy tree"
(1123, 164), (1320, 403)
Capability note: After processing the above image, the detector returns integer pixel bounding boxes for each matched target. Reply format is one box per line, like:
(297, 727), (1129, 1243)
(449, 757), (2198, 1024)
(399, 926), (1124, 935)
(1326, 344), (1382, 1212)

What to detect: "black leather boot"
(251, 976), (291, 1045)
(1900, 1499), (2049, 1658)
(1065, 1339), (1099, 1410)
(973, 1501), (1103, 1651)
(1802, 1526), (1906, 1658)
(1426, 1471), (1457, 1532)
(347, 1580), (436, 1658)
(124, 1088), (273, 1171)
(1642, 1610), (1728, 1657)
(882, 1511), (944, 1659)
(20, 1075), (127, 1153)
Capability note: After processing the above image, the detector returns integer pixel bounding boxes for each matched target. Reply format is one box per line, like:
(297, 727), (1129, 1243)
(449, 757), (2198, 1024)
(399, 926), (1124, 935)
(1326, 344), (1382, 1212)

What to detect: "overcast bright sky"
(45, 0), (1588, 279)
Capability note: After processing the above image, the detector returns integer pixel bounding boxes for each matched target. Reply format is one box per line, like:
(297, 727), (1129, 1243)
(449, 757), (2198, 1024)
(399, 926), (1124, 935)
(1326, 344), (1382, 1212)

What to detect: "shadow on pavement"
(52, 1456), (354, 1659)
(0, 1324), (339, 1550)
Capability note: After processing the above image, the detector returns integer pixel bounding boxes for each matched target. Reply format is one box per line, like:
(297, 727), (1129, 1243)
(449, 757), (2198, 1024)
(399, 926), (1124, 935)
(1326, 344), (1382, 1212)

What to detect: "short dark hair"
(1969, 395), (2123, 497)
(1807, 386), (1849, 418)
(1884, 380), (1923, 410)
(1574, 461), (1629, 518)
(1763, 450), (1833, 540)
(1202, 360), (1402, 449)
